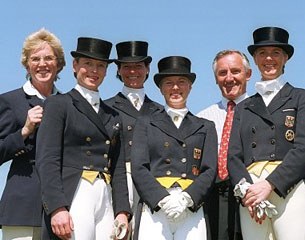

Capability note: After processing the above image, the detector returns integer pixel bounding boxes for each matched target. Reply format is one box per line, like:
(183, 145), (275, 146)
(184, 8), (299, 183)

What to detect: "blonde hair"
(21, 28), (66, 79)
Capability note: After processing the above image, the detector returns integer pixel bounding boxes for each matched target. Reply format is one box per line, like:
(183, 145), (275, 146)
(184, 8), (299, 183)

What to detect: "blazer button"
(181, 173), (187, 178)
(104, 153), (108, 159)
(86, 137), (91, 142)
(105, 140), (110, 145)
(271, 125), (275, 130)
(252, 127), (256, 133)
(166, 170), (171, 176)
(270, 139), (276, 145)
(165, 158), (171, 164)
(164, 142), (170, 147)
(86, 151), (91, 156)
(251, 142), (256, 148)
(128, 140), (133, 146)
(127, 125), (133, 131)
(182, 143), (186, 148)
(181, 158), (187, 163)
(104, 167), (109, 172)
(270, 153), (275, 159)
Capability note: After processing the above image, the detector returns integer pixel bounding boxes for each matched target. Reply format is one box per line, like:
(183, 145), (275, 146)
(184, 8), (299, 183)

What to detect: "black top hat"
(114, 41), (152, 64)
(248, 27), (294, 59)
(154, 56), (196, 87)
(71, 37), (113, 63)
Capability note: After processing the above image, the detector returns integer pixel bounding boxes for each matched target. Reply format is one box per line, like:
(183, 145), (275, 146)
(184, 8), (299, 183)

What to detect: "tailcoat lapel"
(179, 113), (205, 139)
(151, 110), (184, 142)
(245, 93), (274, 123)
(68, 89), (109, 137)
(267, 83), (293, 114)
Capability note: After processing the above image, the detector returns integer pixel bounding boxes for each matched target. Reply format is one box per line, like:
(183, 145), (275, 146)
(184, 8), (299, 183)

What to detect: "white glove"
(160, 191), (194, 220)
(110, 219), (128, 240)
(234, 178), (278, 219)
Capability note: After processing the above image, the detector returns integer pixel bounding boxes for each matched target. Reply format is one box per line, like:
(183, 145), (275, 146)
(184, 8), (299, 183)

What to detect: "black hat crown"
(247, 26), (294, 59)
(71, 37), (113, 62)
(115, 41), (152, 64)
(154, 56), (196, 87)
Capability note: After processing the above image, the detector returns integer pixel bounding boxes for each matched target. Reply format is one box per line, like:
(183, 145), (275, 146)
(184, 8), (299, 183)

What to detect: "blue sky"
(1, 0), (305, 235)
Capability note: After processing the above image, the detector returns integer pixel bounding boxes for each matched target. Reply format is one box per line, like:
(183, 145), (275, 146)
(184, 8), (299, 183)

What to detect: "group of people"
(0, 25), (304, 240)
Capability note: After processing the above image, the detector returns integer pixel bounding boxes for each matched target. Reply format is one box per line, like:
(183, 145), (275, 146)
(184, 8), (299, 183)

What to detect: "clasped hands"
(158, 191), (194, 221)
(234, 178), (278, 223)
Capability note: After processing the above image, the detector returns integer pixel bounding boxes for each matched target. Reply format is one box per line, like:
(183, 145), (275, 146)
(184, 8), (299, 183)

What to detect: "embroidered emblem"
(193, 148), (202, 160)
(285, 116), (295, 128)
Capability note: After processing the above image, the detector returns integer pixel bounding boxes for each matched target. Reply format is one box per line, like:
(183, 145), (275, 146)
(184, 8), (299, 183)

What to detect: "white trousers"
(2, 226), (41, 240)
(138, 188), (207, 240)
(126, 162), (139, 239)
(240, 169), (305, 240)
(69, 178), (114, 240)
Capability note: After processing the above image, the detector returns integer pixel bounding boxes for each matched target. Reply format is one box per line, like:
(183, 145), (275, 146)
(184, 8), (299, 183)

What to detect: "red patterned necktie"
(218, 100), (236, 180)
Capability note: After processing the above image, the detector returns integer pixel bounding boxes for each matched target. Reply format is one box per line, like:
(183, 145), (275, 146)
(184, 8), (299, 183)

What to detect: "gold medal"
(285, 129), (295, 142)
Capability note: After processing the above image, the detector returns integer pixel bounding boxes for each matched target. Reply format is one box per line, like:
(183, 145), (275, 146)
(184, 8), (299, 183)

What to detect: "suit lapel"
(267, 83), (293, 114)
(68, 89), (109, 137)
(26, 94), (43, 108)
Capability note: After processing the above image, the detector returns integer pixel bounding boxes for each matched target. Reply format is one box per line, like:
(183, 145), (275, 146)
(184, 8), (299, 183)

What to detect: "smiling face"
(73, 57), (108, 91)
(160, 75), (192, 109)
(118, 62), (149, 89)
(253, 46), (288, 81)
(214, 52), (251, 101)
(27, 42), (59, 88)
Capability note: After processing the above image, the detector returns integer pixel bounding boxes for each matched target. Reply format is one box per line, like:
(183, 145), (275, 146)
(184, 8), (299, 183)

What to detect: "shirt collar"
(74, 84), (100, 106)
(23, 80), (59, 100)
(221, 92), (248, 110)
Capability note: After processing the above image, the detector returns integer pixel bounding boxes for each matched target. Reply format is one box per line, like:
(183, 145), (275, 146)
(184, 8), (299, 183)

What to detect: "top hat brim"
(114, 56), (152, 65)
(248, 43), (294, 59)
(71, 51), (113, 63)
(154, 72), (196, 87)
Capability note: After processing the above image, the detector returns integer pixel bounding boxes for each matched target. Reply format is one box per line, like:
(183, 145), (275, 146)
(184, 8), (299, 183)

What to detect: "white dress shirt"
(122, 85), (145, 110)
(165, 105), (188, 128)
(255, 76), (286, 106)
(196, 93), (248, 149)
(75, 84), (100, 113)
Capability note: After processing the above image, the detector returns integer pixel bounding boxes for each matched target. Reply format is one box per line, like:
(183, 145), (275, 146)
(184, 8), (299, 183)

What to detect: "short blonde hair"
(21, 28), (66, 79)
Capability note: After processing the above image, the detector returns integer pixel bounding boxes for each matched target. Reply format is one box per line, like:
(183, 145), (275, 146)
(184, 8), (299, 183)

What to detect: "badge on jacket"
(285, 129), (295, 142)
(285, 116), (295, 128)
(193, 148), (202, 160)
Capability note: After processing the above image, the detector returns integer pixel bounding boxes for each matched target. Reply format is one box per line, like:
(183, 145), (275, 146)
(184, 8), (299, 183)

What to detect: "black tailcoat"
(0, 88), (44, 227)
(131, 108), (217, 211)
(36, 89), (131, 239)
(104, 93), (162, 163)
(228, 83), (305, 197)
